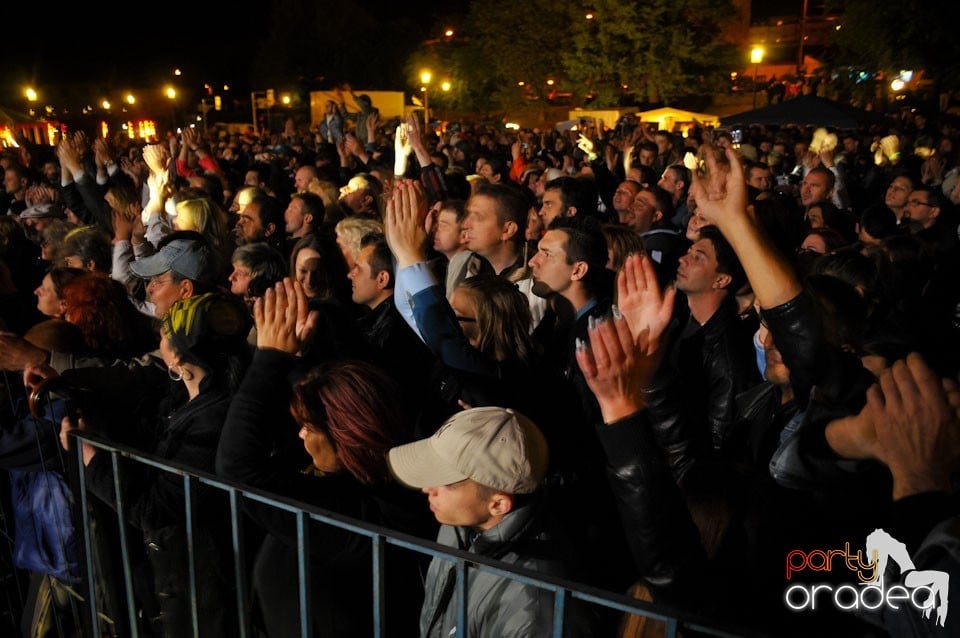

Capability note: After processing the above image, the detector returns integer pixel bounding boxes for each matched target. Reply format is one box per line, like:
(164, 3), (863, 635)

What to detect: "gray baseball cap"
(130, 238), (213, 285)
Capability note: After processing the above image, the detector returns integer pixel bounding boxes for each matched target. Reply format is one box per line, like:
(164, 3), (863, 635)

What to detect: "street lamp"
(750, 46), (764, 109)
(420, 70), (432, 130)
(165, 86), (178, 133)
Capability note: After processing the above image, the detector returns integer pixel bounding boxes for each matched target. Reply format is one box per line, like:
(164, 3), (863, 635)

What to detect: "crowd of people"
(0, 98), (958, 638)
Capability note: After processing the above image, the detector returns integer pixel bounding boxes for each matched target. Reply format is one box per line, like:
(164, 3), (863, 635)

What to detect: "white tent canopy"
(635, 107), (720, 131)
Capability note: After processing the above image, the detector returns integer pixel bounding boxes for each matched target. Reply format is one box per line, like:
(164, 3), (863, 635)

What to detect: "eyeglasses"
(147, 275), (175, 288)
(907, 199), (933, 207)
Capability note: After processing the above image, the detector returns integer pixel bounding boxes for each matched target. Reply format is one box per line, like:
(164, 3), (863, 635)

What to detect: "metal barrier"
(54, 431), (763, 638)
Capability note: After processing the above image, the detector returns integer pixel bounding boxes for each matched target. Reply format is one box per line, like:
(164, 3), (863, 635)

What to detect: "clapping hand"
(384, 179), (429, 269)
(576, 309), (658, 424)
(254, 278), (317, 355)
(617, 253), (675, 354)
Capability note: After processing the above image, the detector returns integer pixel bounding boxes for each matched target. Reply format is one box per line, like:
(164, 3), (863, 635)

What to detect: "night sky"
(3, 0), (804, 107)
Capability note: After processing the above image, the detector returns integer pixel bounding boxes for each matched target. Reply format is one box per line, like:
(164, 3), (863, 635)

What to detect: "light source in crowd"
(101, 100), (111, 110)
(444, 29), (454, 37)
(890, 78), (906, 92)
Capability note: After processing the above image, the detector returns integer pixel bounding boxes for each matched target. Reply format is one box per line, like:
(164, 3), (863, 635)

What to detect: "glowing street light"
(750, 46), (764, 109)
(420, 70), (433, 129)
(25, 87), (38, 102)
(441, 81), (451, 92)
(444, 28), (454, 37)
(281, 94), (291, 105)
(165, 87), (177, 100)
(101, 100), (111, 110)
(125, 93), (136, 105)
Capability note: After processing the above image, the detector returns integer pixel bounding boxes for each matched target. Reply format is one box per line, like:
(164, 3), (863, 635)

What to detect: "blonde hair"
(175, 197), (230, 253)
(335, 216), (384, 261)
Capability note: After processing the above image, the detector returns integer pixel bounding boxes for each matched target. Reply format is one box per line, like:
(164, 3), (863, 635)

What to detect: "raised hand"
(617, 253), (676, 354)
(93, 138), (114, 168)
(394, 122), (412, 176)
(384, 179), (428, 269)
(25, 184), (59, 207)
(688, 143), (744, 228)
(142, 144), (168, 176)
(575, 310), (658, 424)
(254, 278), (315, 355)
(577, 133), (597, 161)
(826, 354), (960, 499)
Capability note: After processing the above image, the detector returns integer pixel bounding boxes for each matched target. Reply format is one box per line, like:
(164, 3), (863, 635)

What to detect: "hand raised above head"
(688, 144), (747, 229)
(384, 179), (428, 269)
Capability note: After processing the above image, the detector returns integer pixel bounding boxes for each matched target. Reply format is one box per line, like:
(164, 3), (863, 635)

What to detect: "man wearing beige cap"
(388, 406), (591, 637)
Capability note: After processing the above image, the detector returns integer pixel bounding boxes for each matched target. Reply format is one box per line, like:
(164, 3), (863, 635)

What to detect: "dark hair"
(439, 199), (468, 224)
(602, 223), (646, 272)
(642, 185), (676, 227)
(232, 243), (288, 298)
(548, 216), (613, 298)
(47, 266), (85, 299)
(290, 233), (351, 302)
(804, 274), (867, 353)
(62, 225), (112, 273)
(664, 164), (691, 194)
(697, 225), (746, 291)
(806, 166), (836, 192)
(472, 183), (529, 249)
(544, 176), (598, 217)
(859, 204), (899, 241)
(358, 232), (395, 289)
(802, 227), (850, 254)
(289, 192), (325, 234)
(290, 360), (408, 486)
(813, 246), (879, 298)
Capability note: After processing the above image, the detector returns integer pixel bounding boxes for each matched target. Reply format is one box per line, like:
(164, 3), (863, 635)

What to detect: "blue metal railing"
(66, 431), (765, 638)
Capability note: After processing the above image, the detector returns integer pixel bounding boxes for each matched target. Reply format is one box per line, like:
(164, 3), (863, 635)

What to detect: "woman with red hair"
(217, 278), (435, 638)
(59, 272), (156, 359)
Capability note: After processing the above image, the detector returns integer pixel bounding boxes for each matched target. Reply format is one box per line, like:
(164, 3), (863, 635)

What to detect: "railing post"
(455, 560), (467, 638)
(552, 587), (567, 638)
(184, 474), (200, 638)
(371, 534), (386, 637)
(76, 447), (100, 637)
(110, 452), (140, 638)
(296, 511), (312, 638)
(229, 488), (250, 638)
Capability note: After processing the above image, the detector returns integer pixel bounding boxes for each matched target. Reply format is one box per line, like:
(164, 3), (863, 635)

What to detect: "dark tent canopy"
(721, 95), (890, 130)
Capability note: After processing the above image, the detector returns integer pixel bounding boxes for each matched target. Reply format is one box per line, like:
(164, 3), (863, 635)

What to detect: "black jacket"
(216, 349), (436, 638)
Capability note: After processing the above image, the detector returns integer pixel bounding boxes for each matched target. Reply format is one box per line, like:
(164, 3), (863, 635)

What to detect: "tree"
(829, 0), (960, 94)
(561, 0), (737, 105)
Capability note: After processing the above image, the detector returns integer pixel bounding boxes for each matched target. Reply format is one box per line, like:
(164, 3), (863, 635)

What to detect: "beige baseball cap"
(387, 407), (549, 494)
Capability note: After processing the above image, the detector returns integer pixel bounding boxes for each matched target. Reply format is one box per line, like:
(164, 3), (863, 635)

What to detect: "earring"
(168, 366), (183, 382)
